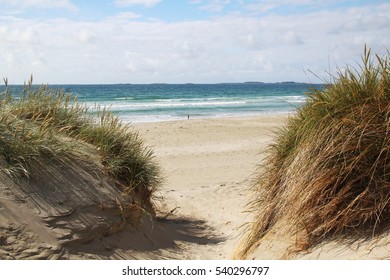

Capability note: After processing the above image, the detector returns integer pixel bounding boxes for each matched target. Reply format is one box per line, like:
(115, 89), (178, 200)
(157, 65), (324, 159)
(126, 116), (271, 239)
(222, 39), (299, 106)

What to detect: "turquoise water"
(4, 83), (322, 123)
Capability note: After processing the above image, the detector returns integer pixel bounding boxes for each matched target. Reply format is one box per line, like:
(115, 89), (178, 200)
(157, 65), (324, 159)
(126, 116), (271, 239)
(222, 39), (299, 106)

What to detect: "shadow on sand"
(65, 215), (225, 259)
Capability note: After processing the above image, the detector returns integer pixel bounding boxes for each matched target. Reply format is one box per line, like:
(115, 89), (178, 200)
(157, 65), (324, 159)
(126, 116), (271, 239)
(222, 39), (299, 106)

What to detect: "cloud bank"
(0, 1), (389, 84)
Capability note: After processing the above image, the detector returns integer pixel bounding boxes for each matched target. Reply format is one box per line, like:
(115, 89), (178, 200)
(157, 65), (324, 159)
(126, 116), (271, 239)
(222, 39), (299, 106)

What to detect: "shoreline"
(123, 111), (292, 124)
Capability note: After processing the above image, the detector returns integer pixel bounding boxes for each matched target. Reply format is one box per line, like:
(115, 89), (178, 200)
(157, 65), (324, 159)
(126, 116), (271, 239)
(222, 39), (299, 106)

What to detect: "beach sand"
(133, 114), (390, 260)
(2, 113), (388, 259)
(0, 113), (287, 260)
(132, 114), (287, 259)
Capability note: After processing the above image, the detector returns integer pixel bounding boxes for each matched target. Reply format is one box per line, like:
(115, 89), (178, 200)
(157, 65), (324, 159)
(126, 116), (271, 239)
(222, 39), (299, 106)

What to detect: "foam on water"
(4, 83), (322, 123)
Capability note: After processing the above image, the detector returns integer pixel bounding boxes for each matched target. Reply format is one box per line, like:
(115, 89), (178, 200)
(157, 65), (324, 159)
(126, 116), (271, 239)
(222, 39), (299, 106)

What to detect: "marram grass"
(238, 48), (390, 258)
(0, 78), (161, 212)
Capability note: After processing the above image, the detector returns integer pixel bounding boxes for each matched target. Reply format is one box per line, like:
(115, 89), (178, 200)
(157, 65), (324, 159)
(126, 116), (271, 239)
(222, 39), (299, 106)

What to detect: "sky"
(0, 0), (389, 84)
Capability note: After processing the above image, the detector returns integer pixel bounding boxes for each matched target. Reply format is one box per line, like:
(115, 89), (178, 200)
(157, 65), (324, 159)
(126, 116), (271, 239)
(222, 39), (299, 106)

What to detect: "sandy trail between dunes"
(2, 113), (388, 259)
(133, 115), (287, 259)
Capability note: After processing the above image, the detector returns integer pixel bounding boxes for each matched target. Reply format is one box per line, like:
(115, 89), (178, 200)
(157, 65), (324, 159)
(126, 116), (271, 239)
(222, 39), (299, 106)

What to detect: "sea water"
(4, 83), (322, 123)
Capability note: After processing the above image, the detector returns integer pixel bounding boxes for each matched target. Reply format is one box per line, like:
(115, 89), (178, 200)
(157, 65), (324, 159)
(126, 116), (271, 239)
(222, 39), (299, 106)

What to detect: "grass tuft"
(239, 47), (390, 258)
(0, 77), (161, 215)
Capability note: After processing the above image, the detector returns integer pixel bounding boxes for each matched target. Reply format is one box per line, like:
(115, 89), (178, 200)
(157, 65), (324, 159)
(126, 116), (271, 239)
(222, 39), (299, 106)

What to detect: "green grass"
(238, 47), (390, 258)
(0, 77), (161, 211)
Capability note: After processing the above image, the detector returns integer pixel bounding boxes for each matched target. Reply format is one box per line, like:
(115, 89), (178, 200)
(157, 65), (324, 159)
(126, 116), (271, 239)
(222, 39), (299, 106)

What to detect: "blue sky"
(0, 0), (389, 84)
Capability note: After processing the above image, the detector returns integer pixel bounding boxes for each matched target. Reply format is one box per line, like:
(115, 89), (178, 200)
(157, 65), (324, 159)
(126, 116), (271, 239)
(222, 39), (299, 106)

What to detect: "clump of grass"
(80, 106), (161, 201)
(0, 79), (70, 177)
(239, 48), (390, 258)
(0, 77), (161, 212)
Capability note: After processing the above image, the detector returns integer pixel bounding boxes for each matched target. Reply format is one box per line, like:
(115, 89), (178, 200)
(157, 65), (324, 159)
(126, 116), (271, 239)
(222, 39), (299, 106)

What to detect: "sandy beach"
(1, 108), (388, 261)
(2, 112), (388, 260)
(133, 114), (287, 259)
(133, 114), (390, 260)
(0, 113), (288, 260)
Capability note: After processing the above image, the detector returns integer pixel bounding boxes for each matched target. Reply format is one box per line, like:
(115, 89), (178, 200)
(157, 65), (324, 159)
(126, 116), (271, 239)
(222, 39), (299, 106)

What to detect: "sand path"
(134, 115), (287, 259)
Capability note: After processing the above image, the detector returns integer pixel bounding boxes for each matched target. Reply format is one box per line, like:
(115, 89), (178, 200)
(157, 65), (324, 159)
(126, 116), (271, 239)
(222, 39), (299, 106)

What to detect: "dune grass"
(0, 77), (161, 211)
(239, 48), (390, 258)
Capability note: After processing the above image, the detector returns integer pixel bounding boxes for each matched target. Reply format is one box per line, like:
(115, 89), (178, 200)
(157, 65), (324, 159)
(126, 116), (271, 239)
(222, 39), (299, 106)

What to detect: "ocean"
(4, 83), (322, 123)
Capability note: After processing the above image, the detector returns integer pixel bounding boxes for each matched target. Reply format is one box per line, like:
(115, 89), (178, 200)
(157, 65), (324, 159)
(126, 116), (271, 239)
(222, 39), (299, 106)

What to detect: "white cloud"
(341, 13), (390, 32)
(199, 0), (231, 12)
(244, 0), (345, 14)
(280, 31), (304, 45)
(245, 2), (279, 13)
(0, 0), (78, 12)
(125, 51), (162, 73)
(107, 12), (142, 21)
(115, 0), (162, 8)
(0, 3), (389, 84)
(77, 29), (97, 44)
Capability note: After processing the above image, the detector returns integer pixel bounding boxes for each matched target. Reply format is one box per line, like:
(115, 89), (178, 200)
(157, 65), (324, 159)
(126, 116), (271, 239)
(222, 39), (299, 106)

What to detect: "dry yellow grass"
(237, 48), (390, 259)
